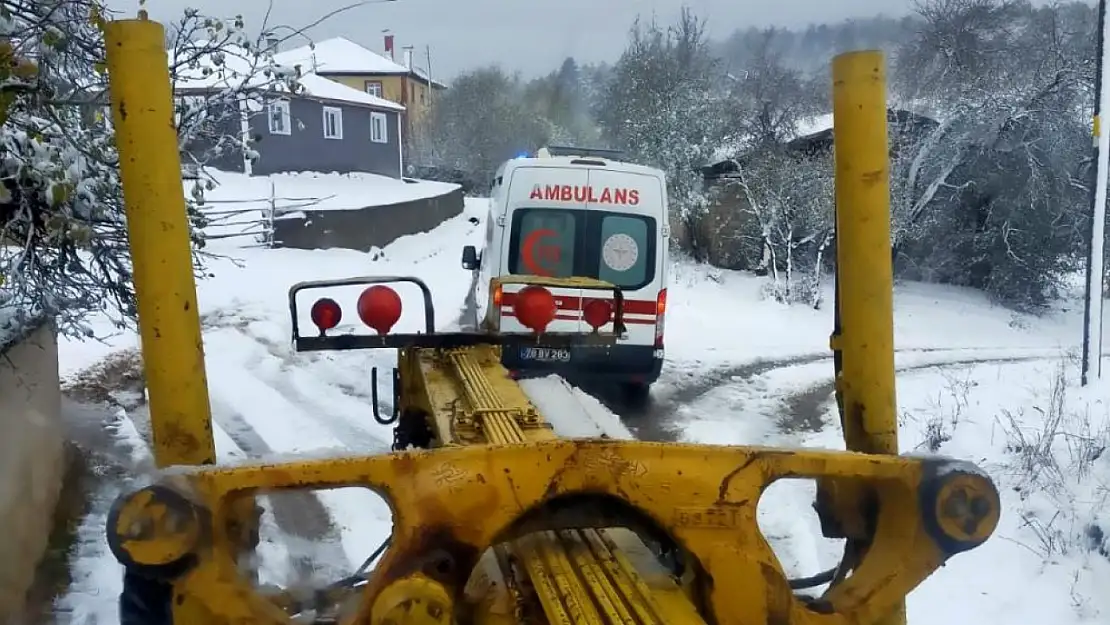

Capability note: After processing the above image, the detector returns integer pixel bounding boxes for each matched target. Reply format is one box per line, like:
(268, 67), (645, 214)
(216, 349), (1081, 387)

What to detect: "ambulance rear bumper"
(502, 343), (664, 385)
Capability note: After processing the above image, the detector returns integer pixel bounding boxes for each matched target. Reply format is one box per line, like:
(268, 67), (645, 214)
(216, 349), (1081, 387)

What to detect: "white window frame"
(268, 99), (291, 135)
(322, 106), (343, 140)
(370, 111), (388, 144)
(365, 81), (383, 98)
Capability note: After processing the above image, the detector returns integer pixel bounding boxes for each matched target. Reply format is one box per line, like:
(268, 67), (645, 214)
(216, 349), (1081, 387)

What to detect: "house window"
(268, 99), (291, 135)
(365, 81), (383, 98)
(420, 87), (425, 105)
(370, 111), (388, 143)
(322, 106), (343, 139)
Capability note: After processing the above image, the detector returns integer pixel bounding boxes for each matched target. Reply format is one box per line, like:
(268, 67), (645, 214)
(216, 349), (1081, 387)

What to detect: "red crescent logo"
(521, 228), (559, 276)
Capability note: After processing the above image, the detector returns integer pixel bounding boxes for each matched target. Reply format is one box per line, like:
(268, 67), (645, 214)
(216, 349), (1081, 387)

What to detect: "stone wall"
(0, 321), (63, 622)
(272, 187), (464, 252)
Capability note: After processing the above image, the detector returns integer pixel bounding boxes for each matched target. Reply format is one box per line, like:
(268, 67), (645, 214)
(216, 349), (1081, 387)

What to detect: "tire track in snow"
(623, 346), (1070, 441)
(777, 351), (1070, 434)
(202, 324), (361, 582)
(244, 331), (395, 453)
(208, 396), (351, 583)
(203, 308), (395, 451)
(780, 350), (1108, 434)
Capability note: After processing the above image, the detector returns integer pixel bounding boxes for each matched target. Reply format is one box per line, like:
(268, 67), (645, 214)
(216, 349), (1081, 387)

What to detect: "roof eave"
(316, 69), (446, 88)
(304, 94), (405, 112)
(172, 85), (405, 112)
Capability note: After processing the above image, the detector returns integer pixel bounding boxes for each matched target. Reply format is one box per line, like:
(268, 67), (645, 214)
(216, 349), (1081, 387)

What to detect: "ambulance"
(460, 147), (669, 402)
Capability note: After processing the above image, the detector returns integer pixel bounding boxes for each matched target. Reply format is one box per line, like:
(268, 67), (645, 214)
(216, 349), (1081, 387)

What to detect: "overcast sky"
(104, 0), (962, 79)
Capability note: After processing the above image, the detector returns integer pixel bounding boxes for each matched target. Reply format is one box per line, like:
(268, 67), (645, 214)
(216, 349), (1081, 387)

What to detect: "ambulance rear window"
(507, 208), (656, 289)
(509, 210), (577, 278)
(599, 214), (649, 287)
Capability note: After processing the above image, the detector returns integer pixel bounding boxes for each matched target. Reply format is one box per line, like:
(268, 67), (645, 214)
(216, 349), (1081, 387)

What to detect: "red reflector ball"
(582, 299), (613, 330)
(357, 285), (403, 334)
(310, 298), (342, 332)
(513, 286), (556, 333)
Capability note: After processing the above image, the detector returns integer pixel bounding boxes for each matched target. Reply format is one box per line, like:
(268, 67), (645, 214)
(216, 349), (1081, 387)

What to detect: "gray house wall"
(178, 93), (403, 178)
(179, 100), (243, 173)
(251, 97), (401, 178)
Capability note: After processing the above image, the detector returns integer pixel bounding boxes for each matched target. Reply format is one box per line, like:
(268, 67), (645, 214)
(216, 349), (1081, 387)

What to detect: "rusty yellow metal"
(828, 49), (904, 625)
(371, 575), (453, 625)
(831, 49), (898, 455)
(104, 16), (215, 468)
(108, 438), (1000, 625)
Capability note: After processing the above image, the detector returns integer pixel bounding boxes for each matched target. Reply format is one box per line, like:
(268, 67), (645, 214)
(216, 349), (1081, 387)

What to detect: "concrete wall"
(0, 321), (63, 622)
(272, 186), (464, 252)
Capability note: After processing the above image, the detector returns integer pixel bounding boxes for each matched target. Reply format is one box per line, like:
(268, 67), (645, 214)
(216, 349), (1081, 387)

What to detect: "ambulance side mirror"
(461, 245), (480, 270)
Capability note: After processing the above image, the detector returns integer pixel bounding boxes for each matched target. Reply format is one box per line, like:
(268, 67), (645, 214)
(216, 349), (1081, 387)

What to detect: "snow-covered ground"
(53, 192), (1110, 624)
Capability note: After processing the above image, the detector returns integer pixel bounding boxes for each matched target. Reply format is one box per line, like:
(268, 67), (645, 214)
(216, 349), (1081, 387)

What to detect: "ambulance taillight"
(654, 288), (667, 348)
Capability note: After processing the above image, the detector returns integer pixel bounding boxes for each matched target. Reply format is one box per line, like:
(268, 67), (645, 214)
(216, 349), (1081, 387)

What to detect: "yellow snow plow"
(98, 15), (1001, 625)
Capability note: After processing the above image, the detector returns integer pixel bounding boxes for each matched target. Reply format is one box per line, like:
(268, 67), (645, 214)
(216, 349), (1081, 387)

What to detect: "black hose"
(788, 566), (838, 590)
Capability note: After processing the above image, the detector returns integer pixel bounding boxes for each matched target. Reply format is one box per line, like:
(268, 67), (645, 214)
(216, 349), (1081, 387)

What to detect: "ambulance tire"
(621, 382), (652, 408)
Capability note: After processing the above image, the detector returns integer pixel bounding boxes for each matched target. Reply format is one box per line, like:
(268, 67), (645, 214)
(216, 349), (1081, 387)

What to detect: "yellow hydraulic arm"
(100, 13), (1001, 625)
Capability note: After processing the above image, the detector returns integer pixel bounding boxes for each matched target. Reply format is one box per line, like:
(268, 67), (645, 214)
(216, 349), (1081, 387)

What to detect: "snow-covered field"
(52, 193), (1110, 624)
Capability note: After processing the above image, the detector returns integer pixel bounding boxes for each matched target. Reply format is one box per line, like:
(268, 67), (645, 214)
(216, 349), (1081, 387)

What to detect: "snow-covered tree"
(0, 1), (297, 340)
(410, 66), (554, 184)
(726, 145), (834, 307)
(598, 7), (730, 258)
(725, 28), (823, 148)
(889, 0), (1092, 309)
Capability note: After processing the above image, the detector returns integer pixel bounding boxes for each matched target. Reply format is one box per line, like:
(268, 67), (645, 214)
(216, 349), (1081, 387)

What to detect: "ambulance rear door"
(498, 165), (588, 358)
(583, 166), (664, 347)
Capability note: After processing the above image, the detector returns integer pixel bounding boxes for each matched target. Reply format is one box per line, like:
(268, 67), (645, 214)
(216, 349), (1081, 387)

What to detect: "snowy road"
(617, 345), (1075, 441)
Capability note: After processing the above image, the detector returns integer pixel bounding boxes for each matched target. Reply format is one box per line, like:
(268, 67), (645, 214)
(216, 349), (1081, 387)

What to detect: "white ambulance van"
(460, 147), (669, 402)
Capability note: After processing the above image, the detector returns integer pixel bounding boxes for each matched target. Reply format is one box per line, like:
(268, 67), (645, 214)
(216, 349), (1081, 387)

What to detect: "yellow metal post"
(831, 51), (898, 454)
(827, 50), (904, 625)
(105, 16), (216, 468)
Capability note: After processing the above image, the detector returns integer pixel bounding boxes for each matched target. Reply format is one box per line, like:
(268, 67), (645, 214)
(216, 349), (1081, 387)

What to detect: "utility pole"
(425, 44), (434, 106)
(1083, 0), (1109, 386)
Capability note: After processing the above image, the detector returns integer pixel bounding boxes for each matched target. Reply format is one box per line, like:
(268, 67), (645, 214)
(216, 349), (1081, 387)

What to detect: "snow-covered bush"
(0, 1), (297, 340)
(997, 360), (1109, 562)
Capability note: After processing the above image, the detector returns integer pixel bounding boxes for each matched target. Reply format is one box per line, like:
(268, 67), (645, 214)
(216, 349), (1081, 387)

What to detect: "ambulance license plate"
(520, 347), (571, 362)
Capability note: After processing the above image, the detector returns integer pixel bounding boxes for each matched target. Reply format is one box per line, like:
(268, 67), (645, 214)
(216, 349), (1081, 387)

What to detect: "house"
(273, 37), (446, 141)
(695, 109), (940, 270)
(170, 42), (406, 178)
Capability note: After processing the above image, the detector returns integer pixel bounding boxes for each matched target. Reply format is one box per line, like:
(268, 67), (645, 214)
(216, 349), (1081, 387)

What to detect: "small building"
(171, 42), (406, 178)
(273, 36), (446, 142)
(696, 109), (939, 270)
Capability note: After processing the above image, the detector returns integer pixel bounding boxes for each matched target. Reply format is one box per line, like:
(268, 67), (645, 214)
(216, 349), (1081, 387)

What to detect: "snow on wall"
(0, 323), (62, 621)
(199, 169), (459, 214)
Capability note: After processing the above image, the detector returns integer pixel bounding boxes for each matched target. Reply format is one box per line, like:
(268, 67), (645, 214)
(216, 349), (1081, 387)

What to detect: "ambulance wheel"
(621, 382), (651, 408)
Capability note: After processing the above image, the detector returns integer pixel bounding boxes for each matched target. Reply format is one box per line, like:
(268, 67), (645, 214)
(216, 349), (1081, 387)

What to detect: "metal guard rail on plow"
(289, 275), (627, 352)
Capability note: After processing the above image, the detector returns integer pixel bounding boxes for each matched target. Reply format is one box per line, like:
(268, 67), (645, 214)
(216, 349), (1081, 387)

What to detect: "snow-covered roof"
(170, 41), (404, 111)
(795, 113), (834, 137)
(297, 73), (404, 111)
(274, 37), (446, 88)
